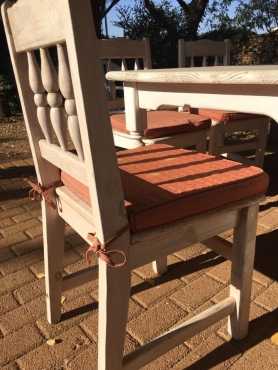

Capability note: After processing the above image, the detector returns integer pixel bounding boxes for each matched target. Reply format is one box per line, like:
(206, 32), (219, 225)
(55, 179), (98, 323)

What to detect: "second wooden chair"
(178, 38), (270, 167)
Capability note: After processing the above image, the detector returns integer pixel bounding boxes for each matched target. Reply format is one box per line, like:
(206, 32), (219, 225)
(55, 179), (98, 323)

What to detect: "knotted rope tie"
(86, 225), (129, 268)
(26, 179), (62, 210)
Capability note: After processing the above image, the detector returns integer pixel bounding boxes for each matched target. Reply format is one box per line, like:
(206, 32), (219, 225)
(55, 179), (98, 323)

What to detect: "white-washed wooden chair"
(101, 38), (209, 150)
(178, 39), (270, 167)
(3, 1), (269, 369)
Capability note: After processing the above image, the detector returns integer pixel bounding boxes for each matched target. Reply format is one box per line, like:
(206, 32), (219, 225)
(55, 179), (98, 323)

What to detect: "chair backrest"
(98, 37), (152, 110)
(2, 0), (127, 241)
(178, 39), (231, 67)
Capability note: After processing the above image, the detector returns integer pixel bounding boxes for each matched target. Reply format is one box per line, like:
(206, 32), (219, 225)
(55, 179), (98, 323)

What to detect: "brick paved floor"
(1, 154), (278, 370)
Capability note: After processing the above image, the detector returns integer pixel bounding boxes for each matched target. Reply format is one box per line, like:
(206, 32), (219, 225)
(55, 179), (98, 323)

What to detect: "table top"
(106, 65), (278, 85)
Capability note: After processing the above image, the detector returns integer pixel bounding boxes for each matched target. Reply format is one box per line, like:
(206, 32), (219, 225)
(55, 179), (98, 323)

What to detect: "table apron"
(135, 87), (278, 121)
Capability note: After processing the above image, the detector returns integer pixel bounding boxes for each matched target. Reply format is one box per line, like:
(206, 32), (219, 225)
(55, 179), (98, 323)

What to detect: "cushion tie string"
(86, 225), (129, 268)
(26, 179), (63, 210)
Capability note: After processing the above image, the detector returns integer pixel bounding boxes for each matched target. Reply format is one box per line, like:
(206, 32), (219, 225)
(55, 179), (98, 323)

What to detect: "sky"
(105, 0), (238, 37)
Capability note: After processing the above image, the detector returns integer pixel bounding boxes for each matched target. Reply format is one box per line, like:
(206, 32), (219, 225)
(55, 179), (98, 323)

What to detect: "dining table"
(106, 65), (278, 137)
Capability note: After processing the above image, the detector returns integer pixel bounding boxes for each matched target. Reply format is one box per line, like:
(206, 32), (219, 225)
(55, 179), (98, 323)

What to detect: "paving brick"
(30, 249), (80, 277)
(80, 298), (142, 342)
(14, 278), (45, 304)
(170, 275), (223, 312)
(0, 269), (35, 296)
(206, 260), (231, 285)
(183, 300), (226, 349)
(36, 295), (95, 338)
(255, 282), (278, 311)
(1, 199), (29, 211)
(80, 309), (102, 342)
(124, 333), (140, 355)
(180, 251), (225, 284)
(252, 269), (273, 287)
(229, 339), (278, 370)
(212, 280), (265, 304)
(64, 257), (97, 277)
(172, 333), (240, 370)
(66, 233), (85, 250)
(0, 325), (43, 367)
(1, 219), (40, 237)
(12, 212), (33, 223)
(2, 363), (19, 370)
(64, 281), (97, 303)
(127, 299), (144, 321)
(133, 276), (183, 308)
(17, 326), (90, 370)
(0, 293), (19, 316)
(134, 256), (180, 281)
(64, 343), (97, 370)
(11, 237), (43, 256)
(258, 208), (278, 229)
(22, 201), (41, 212)
(127, 299), (186, 344)
(64, 334), (138, 370)
(142, 344), (189, 370)
(0, 218), (15, 229)
(92, 273), (144, 302)
(0, 296), (45, 335)
(0, 207), (25, 221)
(0, 250), (42, 275)
(174, 243), (209, 261)
(25, 224), (42, 239)
(217, 302), (268, 344)
(0, 233), (28, 249)
(0, 247), (15, 263)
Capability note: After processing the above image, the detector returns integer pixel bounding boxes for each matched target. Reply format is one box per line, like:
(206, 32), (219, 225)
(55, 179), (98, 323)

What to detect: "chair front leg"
(42, 201), (65, 324)
(228, 204), (258, 340)
(98, 259), (131, 370)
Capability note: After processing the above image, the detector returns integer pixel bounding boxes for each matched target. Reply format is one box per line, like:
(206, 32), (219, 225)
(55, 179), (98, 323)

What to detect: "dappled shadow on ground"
(179, 308), (278, 370)
(254, 229), (278, 282)
(0, 165), (35, 179)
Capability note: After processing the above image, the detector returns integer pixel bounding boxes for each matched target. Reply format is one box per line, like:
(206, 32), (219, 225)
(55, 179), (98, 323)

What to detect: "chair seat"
(190, 108), (264, 123)
(111, 111), (211, 139)
(61, 144), (268, 233)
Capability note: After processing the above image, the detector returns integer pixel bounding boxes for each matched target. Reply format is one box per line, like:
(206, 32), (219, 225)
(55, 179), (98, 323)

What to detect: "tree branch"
(103, 0), (121, 18)
(175, 0), (189, 12)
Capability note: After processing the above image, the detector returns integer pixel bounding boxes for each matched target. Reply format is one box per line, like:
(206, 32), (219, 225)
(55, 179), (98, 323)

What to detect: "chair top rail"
(182, 39), (230, 58)
(5, 0), (67, 52)
(97, 38), (149, 60)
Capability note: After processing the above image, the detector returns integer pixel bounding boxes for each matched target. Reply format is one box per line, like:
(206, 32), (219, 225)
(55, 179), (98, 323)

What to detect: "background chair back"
(2, 0), (127, 241)
(178, 39), (231, 67)
(98, 37), (152, 110)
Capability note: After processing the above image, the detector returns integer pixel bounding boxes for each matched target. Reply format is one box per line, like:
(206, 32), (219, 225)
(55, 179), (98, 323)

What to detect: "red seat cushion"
(111, 111), (211, 139)
(61, 144), (268, 233)
(190, 108), (264, 123)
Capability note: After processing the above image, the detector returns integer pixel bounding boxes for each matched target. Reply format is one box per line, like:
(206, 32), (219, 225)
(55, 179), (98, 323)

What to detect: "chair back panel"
(6, 0), (67, 52)
(2, 0), (127, 240)
(179, 39), (231, 67)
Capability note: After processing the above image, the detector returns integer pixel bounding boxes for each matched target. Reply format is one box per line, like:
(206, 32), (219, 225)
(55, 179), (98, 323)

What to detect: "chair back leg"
(228, 204), (259, 339)
(43, 201), (65, 324)
(254, 120), (269, 167)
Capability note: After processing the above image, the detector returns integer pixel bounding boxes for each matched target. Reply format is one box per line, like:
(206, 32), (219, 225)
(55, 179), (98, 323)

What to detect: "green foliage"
(115, 0), (203, 67)
(208, 0), (278, 34)
(236, 0), (278, 33)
